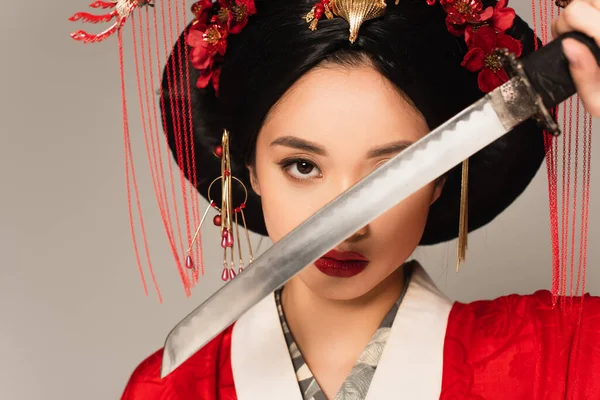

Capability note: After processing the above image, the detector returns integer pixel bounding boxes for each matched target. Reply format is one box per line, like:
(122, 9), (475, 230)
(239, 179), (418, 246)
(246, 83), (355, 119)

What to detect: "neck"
(283, 267), (406, 323)
(280, 265), (407, 398)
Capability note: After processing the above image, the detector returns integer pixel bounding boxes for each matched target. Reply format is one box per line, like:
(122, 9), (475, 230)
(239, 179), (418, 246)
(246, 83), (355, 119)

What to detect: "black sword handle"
(521, 31), (600, 110)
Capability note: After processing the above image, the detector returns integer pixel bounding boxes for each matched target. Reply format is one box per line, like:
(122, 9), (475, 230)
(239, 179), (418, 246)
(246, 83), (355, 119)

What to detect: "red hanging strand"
(133, 12), (192, 295)
(165, 0), (195, 276)
(159, 0), (191, 293)
(119, 28), (148, 298)
(181, 0), (204, 282)
(118, 28), (162, 302)
(532, 0), (562, 300)
(579, 112), (592, 295)
(159, 1), (186, 261)
(568, 97), (581, 297)
(560, 98), (573, 300)
(173, 0), (195, 256)
(145, 9), (192, 290)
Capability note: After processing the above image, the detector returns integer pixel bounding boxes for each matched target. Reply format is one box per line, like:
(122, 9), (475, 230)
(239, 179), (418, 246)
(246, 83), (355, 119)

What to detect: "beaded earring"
(186, 130), (254, 281)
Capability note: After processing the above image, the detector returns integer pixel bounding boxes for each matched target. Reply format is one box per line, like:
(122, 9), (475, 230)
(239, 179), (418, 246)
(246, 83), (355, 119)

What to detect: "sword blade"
(161, 77), (537, 378)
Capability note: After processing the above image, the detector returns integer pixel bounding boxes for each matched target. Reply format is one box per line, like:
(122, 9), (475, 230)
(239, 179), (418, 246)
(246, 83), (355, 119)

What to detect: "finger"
(563, 38), (600, 115)
(552, 0), (600, 39)
(551, 1), (600, 47)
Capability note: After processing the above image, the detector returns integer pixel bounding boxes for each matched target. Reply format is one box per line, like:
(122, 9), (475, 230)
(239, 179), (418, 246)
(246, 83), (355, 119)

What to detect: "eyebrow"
(366, 140), (414, 158)
(270, 136), (327, 156)
(270, 135), (413, 158)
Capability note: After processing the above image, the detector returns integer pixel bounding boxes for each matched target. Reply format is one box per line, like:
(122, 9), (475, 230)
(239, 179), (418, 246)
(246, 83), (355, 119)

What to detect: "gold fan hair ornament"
(304, 0), (398, 43)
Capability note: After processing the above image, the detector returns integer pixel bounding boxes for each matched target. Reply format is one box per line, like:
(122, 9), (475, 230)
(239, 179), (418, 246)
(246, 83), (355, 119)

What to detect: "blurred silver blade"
(161, 77), (537, 378)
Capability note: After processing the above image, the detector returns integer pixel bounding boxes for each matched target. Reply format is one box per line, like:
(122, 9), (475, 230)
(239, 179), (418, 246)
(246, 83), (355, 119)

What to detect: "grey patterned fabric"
(274, 262), (415, 400)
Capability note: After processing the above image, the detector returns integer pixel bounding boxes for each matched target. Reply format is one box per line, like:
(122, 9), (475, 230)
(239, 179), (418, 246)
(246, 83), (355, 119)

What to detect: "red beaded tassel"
(304, 0), (334, 31)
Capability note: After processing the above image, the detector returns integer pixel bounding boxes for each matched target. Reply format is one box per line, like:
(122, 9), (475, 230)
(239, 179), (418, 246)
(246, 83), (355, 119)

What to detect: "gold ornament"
(456, 158), (469, 271)
(304, 0), (388, 43)
(331, 0), (387, 43)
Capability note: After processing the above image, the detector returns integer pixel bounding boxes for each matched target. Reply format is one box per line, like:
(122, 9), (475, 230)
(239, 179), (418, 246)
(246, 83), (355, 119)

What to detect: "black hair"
(161, 0), (546, 244)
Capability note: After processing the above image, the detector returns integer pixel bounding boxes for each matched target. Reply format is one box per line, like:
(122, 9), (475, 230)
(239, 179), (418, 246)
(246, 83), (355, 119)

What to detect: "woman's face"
(249, 62), (442, 301)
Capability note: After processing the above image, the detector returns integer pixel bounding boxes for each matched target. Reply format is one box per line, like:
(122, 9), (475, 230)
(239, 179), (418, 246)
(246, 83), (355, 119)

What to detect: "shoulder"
(121, 348), (171, 400)
(441, 291), (600, 399)
(448, 290), (555, 331)
(446, 290), (600, 350)
(120, 325), (235, 400)
(447, 290), (600, 334)
(443, 291), (558, 372)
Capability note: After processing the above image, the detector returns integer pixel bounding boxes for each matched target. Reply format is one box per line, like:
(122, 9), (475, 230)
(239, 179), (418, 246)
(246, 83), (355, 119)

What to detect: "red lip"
(322, 249), (368, 261)
(314, 250), (369, 278)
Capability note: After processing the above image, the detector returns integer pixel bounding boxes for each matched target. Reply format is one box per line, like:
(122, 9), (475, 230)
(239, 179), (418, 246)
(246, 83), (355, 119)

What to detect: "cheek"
(261, 173), (432, 251)
(255, 163), (323, 243)
(368, 185), (433, 254)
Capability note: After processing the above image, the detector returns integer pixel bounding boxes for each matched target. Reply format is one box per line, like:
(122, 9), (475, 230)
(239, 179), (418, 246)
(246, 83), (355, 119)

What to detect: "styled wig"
(161, 0), (545, 245)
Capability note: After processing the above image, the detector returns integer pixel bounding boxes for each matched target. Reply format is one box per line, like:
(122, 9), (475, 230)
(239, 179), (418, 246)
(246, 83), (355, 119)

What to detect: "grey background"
(0, 0), (597, 399)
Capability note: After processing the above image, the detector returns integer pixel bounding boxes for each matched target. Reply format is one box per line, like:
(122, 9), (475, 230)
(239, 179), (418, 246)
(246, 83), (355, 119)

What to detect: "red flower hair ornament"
(68, 0), (520, 94)
(462, 26), (523, 92)
(186, 0), (257, 93)
(431, 0), (521, 92)
(186, 0), (519, 94)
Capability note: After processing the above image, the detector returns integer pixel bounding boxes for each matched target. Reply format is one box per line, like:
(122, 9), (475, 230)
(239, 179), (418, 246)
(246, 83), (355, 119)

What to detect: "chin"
(298, 265), (400, 302)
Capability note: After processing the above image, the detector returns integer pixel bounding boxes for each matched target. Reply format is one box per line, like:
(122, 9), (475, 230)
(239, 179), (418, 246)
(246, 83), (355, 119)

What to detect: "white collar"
(231, 264), (453, 400)
(365, 264), (453, 399)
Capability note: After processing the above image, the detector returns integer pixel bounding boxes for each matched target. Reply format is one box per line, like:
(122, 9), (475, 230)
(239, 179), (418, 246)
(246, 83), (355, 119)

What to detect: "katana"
(161, 32), (600, 378)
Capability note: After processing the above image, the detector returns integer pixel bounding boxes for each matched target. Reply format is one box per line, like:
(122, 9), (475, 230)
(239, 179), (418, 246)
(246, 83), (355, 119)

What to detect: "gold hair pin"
(305, 0), (389, 43)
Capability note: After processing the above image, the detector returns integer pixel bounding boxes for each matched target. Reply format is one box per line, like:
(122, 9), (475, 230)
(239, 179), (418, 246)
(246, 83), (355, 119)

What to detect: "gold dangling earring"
(220, 131), (235, 279)
(186, 130), (254, 282)
(457, 158), (469, 272)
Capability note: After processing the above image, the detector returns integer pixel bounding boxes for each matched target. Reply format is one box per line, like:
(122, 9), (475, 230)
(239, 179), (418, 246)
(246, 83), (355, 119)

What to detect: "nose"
(345, 224), (368, 242)
(334, 175), (369, 242)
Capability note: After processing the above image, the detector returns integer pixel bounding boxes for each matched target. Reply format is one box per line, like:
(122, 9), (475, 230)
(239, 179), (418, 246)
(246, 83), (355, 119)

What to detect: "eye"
(373, 158), (390, 171)
(279, 158), (322, 181)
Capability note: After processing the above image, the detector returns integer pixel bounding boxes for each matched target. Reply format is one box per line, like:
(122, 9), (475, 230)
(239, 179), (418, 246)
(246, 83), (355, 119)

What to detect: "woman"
(118, 0), (600, 398)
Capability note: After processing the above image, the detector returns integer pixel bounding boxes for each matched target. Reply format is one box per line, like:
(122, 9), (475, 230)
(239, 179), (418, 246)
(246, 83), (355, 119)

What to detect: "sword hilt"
(502, 31), (600, 136)
(524, 32), (600, 109)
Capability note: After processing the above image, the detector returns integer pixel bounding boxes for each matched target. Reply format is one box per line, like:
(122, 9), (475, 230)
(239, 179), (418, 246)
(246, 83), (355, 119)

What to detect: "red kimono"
(121, 266), (600, 399)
